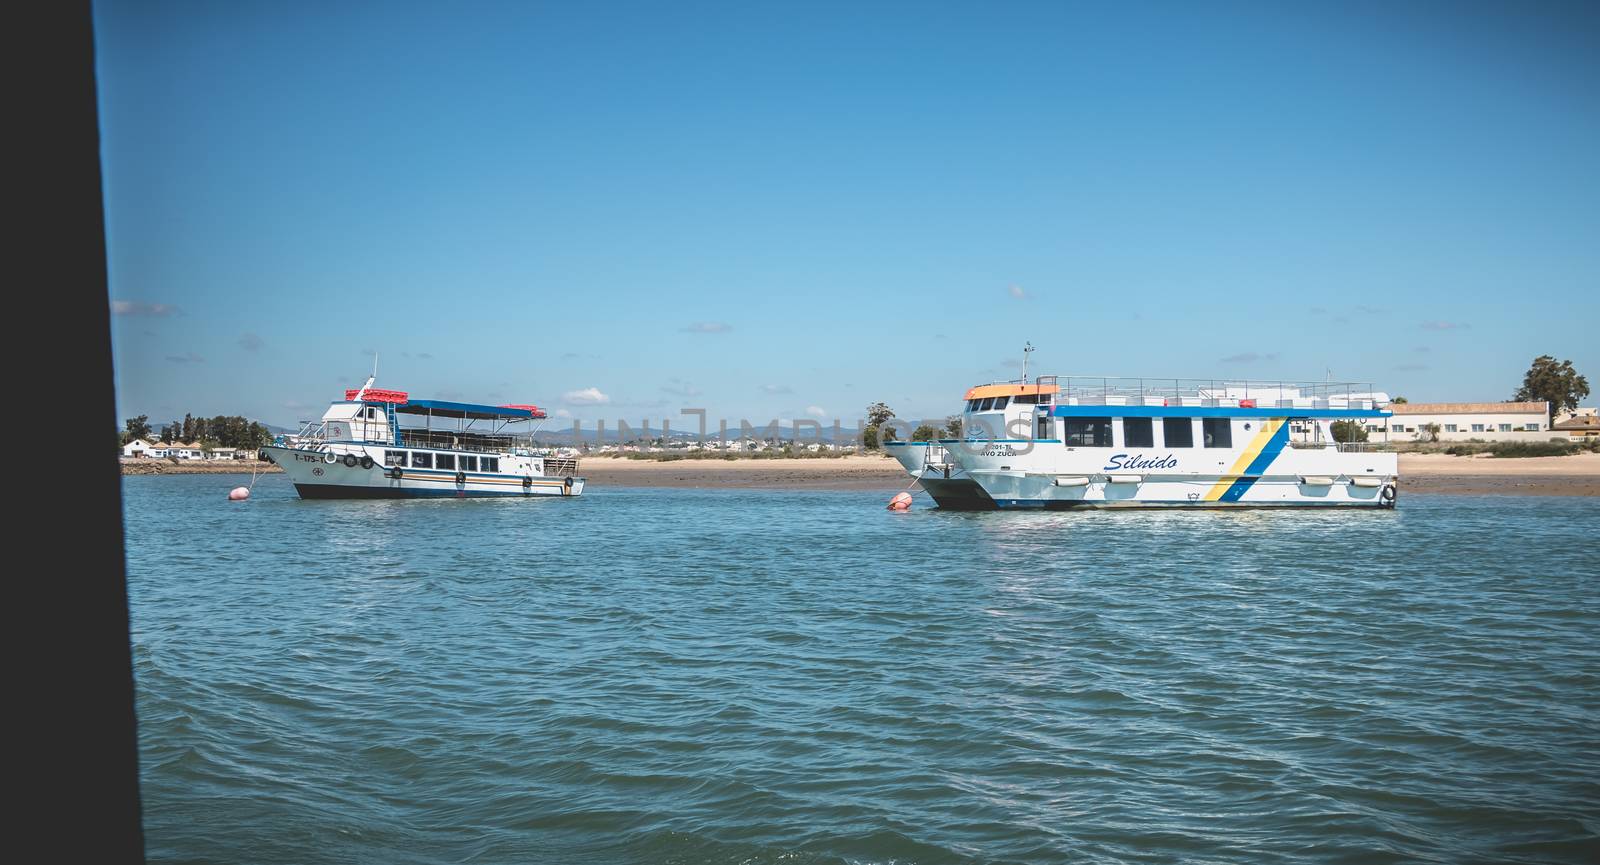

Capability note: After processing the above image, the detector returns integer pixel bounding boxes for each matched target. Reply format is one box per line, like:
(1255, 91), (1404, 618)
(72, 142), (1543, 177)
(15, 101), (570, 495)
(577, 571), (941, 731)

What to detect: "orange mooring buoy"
(887, 491), (913, 511)
(228, 486), (250, 501)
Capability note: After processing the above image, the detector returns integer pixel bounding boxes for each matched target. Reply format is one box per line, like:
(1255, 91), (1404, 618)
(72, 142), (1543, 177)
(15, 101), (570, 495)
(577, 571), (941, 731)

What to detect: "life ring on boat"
(1380, 484), (1397, 504)
(323, 451), (338, 464)
(359, 455), (375, 470)
(455, 470), (467, 485)
(389, 466), (403, 480)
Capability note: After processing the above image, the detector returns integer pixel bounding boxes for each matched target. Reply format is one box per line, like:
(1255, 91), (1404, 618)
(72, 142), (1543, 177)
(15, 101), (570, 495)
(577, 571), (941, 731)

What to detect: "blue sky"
(96, 0), (1599, 430)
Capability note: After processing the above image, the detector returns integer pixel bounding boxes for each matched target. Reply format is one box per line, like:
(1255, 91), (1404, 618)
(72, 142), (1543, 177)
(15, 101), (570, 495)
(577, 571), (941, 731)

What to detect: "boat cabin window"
(1163, 418), (1194, 448)
(992, 396), (1010, 409)
(482, 457), (499, 473)
(1123, 417), (1154, 448)
(384, 450), (407, 467)
(366, 407), (378, 419)
(412, 452), (433, 469)
(437, 454), (456, 470)
(967, 399), (980, 412)
(1063, 417), (1113, 447)
(1202, 418), (1232, 448)
(978, 397), (994, 411)
(461, 455), (478, 472)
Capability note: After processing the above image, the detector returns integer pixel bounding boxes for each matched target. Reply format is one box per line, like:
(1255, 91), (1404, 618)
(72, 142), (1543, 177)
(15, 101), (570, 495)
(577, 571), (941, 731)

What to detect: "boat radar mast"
(354, 354), (378, 402)
(1021, 342), (1033, 384)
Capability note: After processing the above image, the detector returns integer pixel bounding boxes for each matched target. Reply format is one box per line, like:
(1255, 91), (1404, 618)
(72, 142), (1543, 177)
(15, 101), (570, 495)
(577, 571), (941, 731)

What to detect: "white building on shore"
(1368, 401), (1552, 442)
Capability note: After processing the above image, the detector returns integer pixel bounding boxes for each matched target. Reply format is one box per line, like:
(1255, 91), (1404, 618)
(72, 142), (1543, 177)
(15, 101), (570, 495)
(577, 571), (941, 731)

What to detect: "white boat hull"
(883, 441), (996, 510)
(263, 445), (584, 499)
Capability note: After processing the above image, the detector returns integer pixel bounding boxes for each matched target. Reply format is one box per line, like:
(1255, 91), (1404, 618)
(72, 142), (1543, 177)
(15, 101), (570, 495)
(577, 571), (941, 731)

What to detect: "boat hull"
(883, 441), (997, 510)
(263, 445), (584, 500)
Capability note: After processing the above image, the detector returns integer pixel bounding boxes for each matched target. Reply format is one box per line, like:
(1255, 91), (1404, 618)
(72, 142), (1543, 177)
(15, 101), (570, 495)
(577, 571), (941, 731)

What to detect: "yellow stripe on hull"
(1202, 418), (1284, 502)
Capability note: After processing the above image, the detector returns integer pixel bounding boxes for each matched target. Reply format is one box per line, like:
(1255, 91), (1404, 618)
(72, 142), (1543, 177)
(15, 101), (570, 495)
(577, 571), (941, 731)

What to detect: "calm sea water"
(123, 474), (1598, 865)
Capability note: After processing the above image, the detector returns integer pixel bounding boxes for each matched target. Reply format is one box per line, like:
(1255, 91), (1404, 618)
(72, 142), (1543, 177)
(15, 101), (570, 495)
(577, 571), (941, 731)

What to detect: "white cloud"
(1008, 284), (1026, 300)
(661, 378), (702, 397)
(806, 406), (827, 418)
(554, 408), (573, 419)
(1220, 352), (1280, 364)
(112, 300), (178, 316)
(681, 322), (732, 333)
(562, 387), (611, 405)
(761, 384), (793, 395)
(238, 332), (263, 352)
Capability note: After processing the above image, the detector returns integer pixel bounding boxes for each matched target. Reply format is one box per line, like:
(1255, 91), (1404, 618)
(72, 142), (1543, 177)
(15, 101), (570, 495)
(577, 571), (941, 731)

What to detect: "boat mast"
(354, 354), (377, 401)
(1021, 341), (1033, 384)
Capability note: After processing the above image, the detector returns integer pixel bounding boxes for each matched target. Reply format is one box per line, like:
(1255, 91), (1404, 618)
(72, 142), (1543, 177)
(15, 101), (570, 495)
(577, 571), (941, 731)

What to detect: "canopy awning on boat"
(395, 399), (543, 421)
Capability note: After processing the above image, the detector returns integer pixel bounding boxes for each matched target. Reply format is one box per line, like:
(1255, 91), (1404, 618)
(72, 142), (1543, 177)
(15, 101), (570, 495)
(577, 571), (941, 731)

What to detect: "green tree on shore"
(863, 402), (895, 450)
(123, 415), (152, 443)
(1331, 420), (1368, 443)
(911, 424), (939, 441)
(1512, 355), (1590, 424)
(942, 415), (962, 438)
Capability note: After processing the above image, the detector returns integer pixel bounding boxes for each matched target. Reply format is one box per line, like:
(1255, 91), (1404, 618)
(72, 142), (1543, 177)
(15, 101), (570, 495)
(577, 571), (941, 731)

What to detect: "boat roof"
(393, 399), (543, 421)
(964, 383), (1060, 400)
(1048, 405), (1391, 419)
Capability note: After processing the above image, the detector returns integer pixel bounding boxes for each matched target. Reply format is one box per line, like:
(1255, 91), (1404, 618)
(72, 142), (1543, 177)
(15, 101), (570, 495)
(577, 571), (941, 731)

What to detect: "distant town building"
(1370, 401), (1551, 442)
(121, 438), (153, 458)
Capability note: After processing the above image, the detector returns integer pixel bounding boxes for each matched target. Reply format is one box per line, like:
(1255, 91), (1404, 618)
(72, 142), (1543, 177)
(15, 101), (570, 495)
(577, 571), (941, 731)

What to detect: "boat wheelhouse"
(262, 378), (583, 500)
(918, 375), (1398, 509)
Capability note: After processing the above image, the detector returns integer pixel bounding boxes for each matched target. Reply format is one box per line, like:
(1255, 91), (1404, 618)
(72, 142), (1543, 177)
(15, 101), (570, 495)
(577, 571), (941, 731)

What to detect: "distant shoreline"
(118, 453), (1600, 495)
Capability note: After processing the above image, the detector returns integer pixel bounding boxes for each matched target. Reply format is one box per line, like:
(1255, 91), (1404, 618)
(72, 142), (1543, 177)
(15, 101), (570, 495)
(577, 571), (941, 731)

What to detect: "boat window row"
(965, 394), (1053, 412)
(966, 396), (1011, 411)
(383, 450), (501, 472)
(1041, 416), (1235, 448)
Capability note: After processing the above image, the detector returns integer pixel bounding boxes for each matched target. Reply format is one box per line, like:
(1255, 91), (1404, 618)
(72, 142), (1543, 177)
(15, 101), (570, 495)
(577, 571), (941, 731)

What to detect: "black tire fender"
(1380, 483), (1397, 504)
(389, 466), (404, 480)
(342, 453), (358, 468)
(455, 470), (467, 485)
(359, 455), (375, 470)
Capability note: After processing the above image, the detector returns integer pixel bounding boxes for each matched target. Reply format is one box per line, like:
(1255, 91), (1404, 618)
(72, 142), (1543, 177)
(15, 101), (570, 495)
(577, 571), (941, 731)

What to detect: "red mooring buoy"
(228, 486), (250, 501)
(887, 491), (913, 511)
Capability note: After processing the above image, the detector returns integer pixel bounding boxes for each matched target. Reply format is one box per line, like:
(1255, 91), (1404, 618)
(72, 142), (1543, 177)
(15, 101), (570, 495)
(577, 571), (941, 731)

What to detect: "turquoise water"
(124, 474), (1598, 864)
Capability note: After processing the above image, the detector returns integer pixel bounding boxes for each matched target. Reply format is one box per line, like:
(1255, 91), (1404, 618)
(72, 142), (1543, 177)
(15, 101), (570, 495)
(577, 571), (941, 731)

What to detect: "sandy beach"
(1396, 452), (1600, 497)
(119, 453), (1600, 496)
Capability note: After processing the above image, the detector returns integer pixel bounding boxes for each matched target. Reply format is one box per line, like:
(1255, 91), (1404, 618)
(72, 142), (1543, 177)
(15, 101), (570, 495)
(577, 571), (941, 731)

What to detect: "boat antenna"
(1021, 341), (1033, 384)
(355, 353), (377, 401)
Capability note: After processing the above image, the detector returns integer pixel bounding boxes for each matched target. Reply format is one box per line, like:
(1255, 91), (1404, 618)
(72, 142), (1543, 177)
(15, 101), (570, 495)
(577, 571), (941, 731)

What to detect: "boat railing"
(972, 375), (1384, 406)
(394, 428), (523, 454)
(1333, 441), (1389, 453)
(542, 457), (580, 477)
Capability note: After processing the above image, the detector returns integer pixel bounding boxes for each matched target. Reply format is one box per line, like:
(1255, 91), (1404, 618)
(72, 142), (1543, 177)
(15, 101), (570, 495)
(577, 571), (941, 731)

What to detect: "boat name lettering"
(1104, 453), (1179, 471)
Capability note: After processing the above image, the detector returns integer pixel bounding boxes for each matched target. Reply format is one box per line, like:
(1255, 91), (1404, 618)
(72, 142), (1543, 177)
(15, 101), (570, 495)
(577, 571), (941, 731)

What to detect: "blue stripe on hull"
(992, 499), (1392, 510)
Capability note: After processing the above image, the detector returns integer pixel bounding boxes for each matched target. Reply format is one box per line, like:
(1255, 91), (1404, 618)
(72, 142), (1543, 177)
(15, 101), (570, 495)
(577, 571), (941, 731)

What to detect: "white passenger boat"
(897, 374), (1398, 509)
(262, 376), (584, 500)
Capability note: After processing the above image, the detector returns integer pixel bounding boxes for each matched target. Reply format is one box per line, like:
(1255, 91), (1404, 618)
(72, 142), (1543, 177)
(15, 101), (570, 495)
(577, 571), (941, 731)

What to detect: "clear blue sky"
(96, 0), (1599, 430)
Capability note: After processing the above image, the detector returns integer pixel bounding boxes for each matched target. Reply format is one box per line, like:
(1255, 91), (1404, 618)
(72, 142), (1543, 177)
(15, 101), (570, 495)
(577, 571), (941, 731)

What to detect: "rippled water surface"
(124, 474), (1599, 864)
